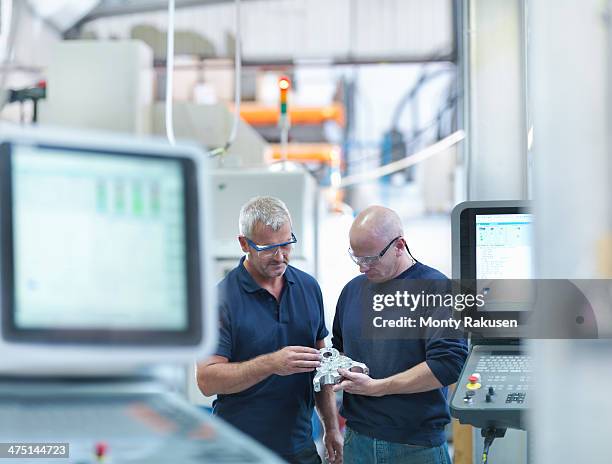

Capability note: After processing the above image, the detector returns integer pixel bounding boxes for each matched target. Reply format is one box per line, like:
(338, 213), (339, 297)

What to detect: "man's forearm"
(315, 385), (339, 432)
(198, 354), (274, 396)
(378, 361), (443, 395)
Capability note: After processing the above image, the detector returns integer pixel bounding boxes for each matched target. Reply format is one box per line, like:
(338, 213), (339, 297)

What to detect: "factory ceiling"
(85, 0), (256, 20)
(26, 0), (251, 32)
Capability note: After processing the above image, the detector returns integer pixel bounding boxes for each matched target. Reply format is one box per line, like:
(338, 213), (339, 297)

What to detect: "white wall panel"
(467, 0), (527, 201)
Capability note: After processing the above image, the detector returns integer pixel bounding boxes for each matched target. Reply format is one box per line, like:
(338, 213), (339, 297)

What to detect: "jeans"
(282, 441), (322, 464)
(343, 427), (452, 464)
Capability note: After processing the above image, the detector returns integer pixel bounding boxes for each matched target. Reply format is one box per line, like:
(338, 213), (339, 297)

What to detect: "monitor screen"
(476, 213), (533, 279)
(457, 204), (532, 281)
(454, 203), (534, 335)
(0, 142), (202, 345)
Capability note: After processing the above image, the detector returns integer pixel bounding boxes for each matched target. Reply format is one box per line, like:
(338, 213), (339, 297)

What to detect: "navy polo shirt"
(212, 257), (328, 457)
(332, 262), (468, 446)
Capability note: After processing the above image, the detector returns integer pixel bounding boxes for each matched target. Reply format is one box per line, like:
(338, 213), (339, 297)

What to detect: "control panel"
(0, 380), (285, 464)
(450, 344), (532, 430)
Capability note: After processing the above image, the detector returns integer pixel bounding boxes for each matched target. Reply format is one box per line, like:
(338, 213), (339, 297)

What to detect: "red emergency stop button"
(466, 373), (481, 391)
(95, 442), (108, 460)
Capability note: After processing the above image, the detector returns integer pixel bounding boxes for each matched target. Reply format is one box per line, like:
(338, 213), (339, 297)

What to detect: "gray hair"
(239, 196), (292, 237)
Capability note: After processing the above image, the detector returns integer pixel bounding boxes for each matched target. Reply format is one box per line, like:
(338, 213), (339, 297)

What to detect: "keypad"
(475, 355), (532, 374)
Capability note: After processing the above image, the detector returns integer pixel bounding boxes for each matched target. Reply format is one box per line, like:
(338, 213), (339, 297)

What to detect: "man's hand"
(332, 369), (385, 396)
(269, 346), (321, 376)
(324, 428), (344, 463)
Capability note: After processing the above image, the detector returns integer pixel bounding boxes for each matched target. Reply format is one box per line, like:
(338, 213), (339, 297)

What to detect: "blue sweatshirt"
(331, 262), (468, 446)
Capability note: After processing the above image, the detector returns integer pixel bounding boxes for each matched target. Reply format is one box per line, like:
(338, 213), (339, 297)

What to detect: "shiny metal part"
(313, 347), (368, 392)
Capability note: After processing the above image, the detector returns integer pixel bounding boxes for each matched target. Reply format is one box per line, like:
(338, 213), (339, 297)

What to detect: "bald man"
(331, 206), (467, 464)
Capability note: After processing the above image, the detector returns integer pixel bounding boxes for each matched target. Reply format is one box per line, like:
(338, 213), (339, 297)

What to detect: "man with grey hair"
(197, 196), (343, 464)
(331, 205), (467, 464)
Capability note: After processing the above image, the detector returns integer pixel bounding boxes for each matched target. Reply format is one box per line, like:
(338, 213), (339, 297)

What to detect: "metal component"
(313, 347), (368, 393)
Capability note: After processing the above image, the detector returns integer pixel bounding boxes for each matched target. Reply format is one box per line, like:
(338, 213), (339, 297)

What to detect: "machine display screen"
(475, 213), (533, 279)
(457, 205), (534, 341)
(0, 142), (202, 345)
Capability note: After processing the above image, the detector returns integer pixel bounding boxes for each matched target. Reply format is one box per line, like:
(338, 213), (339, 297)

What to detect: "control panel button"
(466, 373), (482, 390)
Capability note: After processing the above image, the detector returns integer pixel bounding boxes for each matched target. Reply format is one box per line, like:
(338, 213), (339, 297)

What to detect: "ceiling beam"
(82, 0), (254, 22)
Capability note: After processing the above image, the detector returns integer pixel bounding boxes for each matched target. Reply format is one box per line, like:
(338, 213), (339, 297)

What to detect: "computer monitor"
(451, 201), (533, 342)
(0, 126), (215, 372)
(453, 201), (533, 280)
(475, 213), (533, 280)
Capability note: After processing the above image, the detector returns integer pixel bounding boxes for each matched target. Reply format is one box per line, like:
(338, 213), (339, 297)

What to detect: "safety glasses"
(348, 236), (415, 266)
(245, 232), (297, 257)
